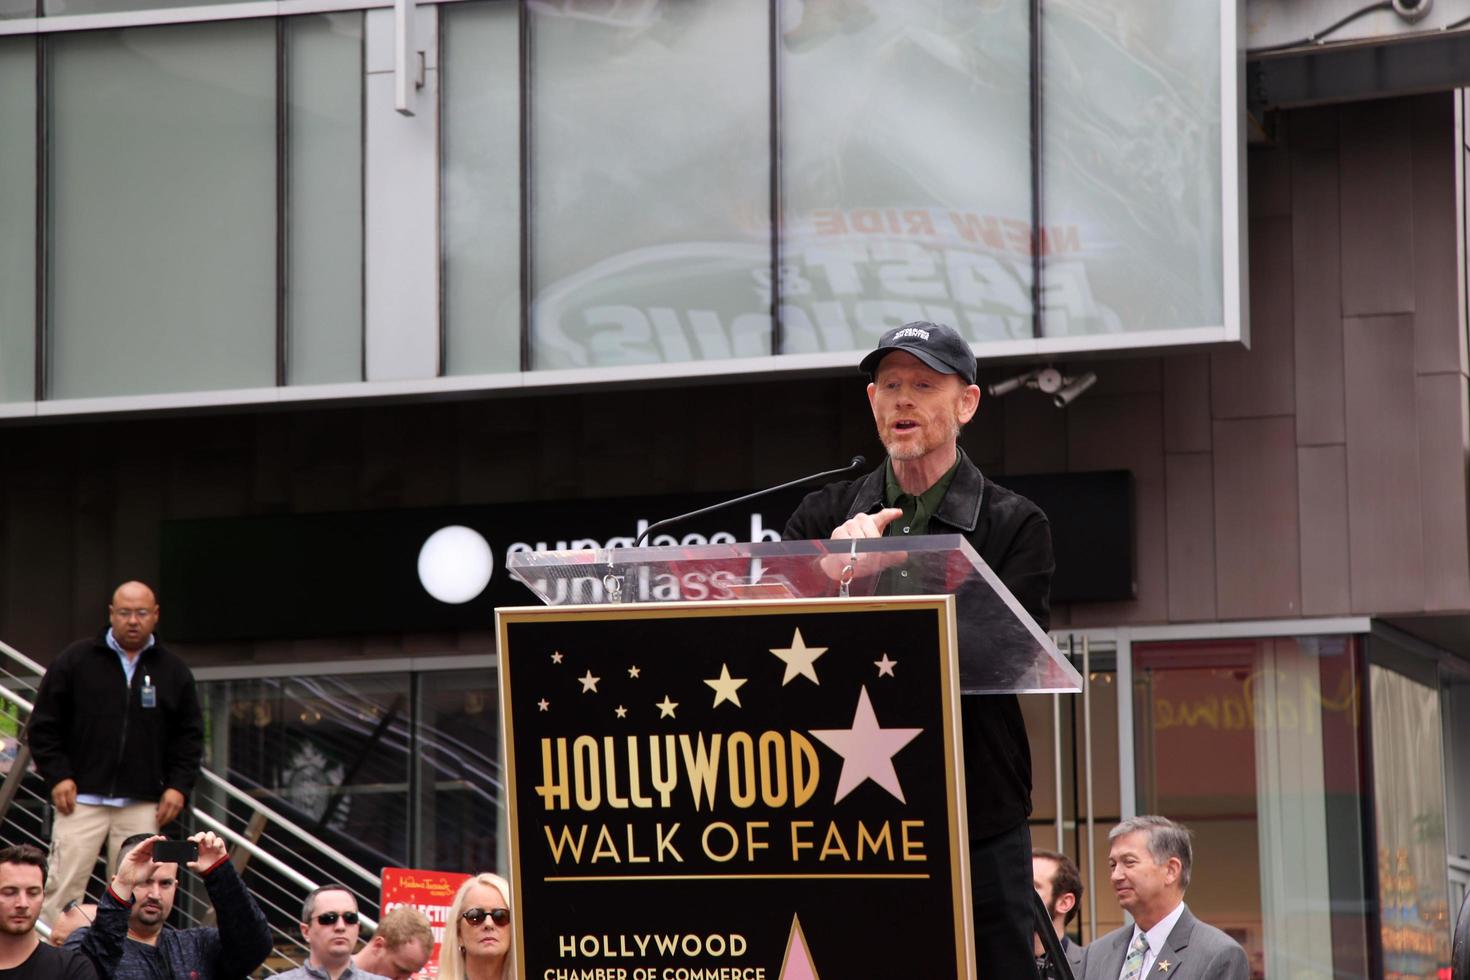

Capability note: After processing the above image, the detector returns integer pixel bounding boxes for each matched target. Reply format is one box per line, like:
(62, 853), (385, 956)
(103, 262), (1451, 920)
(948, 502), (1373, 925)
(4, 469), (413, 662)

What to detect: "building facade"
(1, 1), (1468, 977)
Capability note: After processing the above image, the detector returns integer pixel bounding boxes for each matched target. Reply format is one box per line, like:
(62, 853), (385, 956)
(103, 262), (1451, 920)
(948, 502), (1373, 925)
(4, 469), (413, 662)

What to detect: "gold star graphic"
(704, 663), (748, 708)
(551, 651), (564, 664)
(537, 698), (549, 712)
(874, 653), (897, 677)
(615, 705), (628, 719)
(1157, 961), (1172, 973)
(578, 670), (601, 693)
(770, 628), (827, 686)
(656, 695), (679, 719)
(627, 665), (641, 678)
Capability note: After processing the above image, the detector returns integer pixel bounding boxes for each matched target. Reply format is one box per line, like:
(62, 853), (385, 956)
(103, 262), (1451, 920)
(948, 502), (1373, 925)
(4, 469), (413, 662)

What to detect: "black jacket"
(784, 451), (1054, 838)
(27, 632), (204, 802)
(70, 857), (273, 980)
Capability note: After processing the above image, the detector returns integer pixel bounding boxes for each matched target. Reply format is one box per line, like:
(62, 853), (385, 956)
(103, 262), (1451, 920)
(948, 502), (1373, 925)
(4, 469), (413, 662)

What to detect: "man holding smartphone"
(28, 582), (204, 928)
(66, 833), (271, 980)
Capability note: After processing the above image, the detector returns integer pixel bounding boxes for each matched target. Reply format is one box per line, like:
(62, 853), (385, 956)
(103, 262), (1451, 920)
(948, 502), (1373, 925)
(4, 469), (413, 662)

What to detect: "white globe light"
(417, 526), (494, 604)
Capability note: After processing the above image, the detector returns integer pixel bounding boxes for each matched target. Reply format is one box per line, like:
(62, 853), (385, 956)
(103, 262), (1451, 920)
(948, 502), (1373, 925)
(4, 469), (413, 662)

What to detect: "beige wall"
(1, 94), (1467, 664)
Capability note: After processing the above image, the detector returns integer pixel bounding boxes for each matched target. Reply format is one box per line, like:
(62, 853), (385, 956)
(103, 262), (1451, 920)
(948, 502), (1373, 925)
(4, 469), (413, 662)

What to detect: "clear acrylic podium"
(507, 533), (1082, 695)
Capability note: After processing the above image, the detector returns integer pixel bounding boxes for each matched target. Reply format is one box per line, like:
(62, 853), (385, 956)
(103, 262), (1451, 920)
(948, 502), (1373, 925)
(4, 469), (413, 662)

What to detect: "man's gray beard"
(881, 421), (963, 462)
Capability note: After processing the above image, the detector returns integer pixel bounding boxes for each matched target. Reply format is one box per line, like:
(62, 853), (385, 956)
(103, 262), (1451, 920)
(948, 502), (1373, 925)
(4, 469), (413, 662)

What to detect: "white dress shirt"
(1121, 901), (1187, 977)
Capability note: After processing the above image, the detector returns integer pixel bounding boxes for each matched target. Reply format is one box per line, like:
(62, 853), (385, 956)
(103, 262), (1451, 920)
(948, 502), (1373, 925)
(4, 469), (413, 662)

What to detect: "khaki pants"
(42, 801), (156, 926)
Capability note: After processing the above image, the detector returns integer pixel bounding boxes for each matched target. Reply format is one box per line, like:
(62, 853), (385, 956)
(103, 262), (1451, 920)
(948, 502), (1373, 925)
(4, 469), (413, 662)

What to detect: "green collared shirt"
(882, 454), (962, 537)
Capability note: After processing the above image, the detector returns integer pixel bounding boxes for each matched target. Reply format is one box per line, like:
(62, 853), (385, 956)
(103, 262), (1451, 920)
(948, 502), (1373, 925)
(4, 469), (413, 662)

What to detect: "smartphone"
(151, 839), (198, 865)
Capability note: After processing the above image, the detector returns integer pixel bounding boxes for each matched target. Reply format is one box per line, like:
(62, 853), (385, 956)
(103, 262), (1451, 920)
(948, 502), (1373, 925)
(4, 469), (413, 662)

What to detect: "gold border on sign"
(494, 596), (973, 980)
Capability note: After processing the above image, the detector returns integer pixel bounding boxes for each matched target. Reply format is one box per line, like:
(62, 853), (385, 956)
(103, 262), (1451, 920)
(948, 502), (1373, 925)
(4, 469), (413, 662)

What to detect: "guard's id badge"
(140, 675), (157, 709)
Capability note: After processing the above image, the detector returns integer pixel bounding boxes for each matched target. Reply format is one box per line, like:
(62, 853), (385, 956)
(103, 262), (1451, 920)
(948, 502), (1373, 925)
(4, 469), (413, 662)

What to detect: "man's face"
(1032, 856), (1058, 914)
(109, 583), (159, 653)
(131, 863), (178, 930)
(0, 863), (43, 936)
(303, 890), (360, 964)
(866, 352), (980, 463)
(1108, 831), (1179, 921)
(381, 938), (431, 980)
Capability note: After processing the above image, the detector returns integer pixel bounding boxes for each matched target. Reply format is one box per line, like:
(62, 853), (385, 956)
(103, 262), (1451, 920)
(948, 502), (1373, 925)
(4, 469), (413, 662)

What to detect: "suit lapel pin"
(1157, 961), (1172, 973)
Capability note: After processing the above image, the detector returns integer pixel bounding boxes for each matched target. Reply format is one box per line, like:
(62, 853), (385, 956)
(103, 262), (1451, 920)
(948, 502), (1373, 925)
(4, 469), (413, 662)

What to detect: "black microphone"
(633, 456), (867, 547)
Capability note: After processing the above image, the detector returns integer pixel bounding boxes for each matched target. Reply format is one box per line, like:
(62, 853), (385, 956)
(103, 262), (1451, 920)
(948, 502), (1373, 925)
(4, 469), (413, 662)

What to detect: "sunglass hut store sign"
(498, 600), (975, 980)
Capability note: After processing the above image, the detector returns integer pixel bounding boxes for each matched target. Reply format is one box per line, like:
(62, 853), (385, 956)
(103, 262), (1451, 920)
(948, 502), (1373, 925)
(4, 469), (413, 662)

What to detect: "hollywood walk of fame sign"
(497, 597), (978, 979)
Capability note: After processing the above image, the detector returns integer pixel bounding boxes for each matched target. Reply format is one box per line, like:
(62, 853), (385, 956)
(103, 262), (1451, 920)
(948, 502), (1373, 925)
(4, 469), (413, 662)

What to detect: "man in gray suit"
(1079, 816), (1247, 980)
(1033, 848), (1085, 978)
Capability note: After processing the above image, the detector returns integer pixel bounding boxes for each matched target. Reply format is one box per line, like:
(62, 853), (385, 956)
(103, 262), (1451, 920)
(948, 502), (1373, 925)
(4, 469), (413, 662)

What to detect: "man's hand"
(51, 779), (77, 816)
(112, 835), (164, 900)
(831, 508), (904, 540)
(186, 831), (227, 872)
(156, 788), (185, 827)
(819, 508), (909, 582)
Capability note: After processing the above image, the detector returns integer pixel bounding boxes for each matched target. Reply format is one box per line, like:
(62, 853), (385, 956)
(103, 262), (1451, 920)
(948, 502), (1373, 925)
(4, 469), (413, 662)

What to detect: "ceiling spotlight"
(984, 366), (1098, 408)
(986, 370), (1039, 397)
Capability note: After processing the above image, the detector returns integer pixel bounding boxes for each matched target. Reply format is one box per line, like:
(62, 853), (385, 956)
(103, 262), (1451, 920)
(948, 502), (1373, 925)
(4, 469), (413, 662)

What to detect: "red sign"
(380, 868), (473, 980)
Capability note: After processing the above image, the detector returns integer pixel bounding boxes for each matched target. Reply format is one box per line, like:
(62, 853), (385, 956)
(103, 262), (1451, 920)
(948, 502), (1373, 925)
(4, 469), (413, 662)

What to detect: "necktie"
(1121, 931), (1149, 980)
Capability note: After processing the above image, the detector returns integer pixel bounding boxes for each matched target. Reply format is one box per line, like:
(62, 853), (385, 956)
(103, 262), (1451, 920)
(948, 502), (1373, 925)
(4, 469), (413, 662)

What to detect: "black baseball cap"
(859, 321), (977, 385)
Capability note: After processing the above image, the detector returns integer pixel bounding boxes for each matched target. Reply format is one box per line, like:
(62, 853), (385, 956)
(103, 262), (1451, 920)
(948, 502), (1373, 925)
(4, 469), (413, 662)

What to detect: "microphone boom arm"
(632, 456), (867, 548)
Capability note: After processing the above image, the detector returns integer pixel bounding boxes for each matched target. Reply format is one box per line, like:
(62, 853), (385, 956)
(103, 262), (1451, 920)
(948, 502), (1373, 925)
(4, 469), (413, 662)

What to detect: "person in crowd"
(46, 904), (95, 949)
(353, 907), (432, 980)
(438, 874), (514, 980)
(783, 321), (1053, 973)
(0, 845), (95, 980)
(275, 885), (386, 980)
(1079, 816), (1247, 980)
(68, 832), (271, 980)
(27, 581), (203, 926)
(1033, 848), (1085, 978)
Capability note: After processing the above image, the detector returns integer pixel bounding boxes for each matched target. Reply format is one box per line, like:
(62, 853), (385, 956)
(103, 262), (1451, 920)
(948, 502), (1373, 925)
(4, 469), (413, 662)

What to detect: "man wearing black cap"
(783, 320), (1053, 976)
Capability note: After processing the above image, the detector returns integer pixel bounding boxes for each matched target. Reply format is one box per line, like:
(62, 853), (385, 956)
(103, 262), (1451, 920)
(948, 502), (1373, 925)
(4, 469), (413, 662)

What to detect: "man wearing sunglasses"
(274, 887), (388, 980)
(65, 833), (271, 980)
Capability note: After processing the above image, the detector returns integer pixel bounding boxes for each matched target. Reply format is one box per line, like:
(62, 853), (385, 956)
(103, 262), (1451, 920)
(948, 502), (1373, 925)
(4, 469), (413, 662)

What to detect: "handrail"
(191, 811), (378, 932)
(197, 770), (381, 891)
(0, 640), (45, 677)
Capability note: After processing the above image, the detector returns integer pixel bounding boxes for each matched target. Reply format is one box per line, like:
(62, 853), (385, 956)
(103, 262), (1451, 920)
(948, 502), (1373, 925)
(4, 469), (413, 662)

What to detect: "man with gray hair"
(1079, 816), (1246, 980)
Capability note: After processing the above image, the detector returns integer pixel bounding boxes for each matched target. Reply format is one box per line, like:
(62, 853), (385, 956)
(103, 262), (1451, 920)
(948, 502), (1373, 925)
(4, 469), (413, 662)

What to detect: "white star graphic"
(770, 628), (827, 686)
(874, 653), (897, 677)
(615, 705), (628, 719)
(628, 665), (641, 679)
(537, 698), (549, 712)
(704, 663), (748, 709)
(551, 651), (563, 664)
(578, 670), (600, 693)
(656, 695), (679, 719)
(809, 686), (923, 803)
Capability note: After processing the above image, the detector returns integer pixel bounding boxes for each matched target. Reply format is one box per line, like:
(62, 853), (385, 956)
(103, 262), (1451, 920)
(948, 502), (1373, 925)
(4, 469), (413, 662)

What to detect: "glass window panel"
(416, 668), (505, 872)
(0, 39), (35, 402)
(47, 21), (276, 399)
(44, 0), (244, 17)
(287, 12), (364, 386)
(781, 0), (1033, 356)
(529, 0), (770, 370)
(200, 674), (412, 874)
(0, 0), (36, 21)
(1133, 636), (1373, 978)
(442, 0), (520, 376)
(1041, 0), (1224, 336)
(1370, 662), (1452, 977)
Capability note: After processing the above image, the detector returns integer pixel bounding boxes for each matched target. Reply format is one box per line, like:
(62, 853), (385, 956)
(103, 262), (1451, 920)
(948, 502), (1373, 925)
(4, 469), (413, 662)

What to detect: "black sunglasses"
(461, 907), (510, 927)
(312, 911), (360, 926)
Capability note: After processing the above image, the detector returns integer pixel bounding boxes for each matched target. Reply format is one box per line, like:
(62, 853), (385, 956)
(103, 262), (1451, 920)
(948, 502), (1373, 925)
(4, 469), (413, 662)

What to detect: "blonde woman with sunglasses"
(439, 874), (515, 980)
